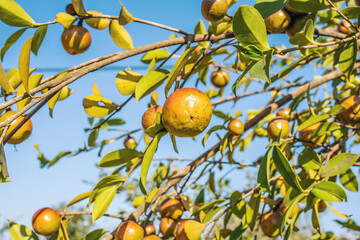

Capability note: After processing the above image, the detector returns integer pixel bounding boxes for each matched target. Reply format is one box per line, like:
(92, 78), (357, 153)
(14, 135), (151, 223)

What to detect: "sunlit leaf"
(0, 61), (14, 94)
(115, 69), (141, 94)
(17, 73), (43, 110)
(141, 49), (170, 64)
(338, 39), (358, 81)
(183, 220), (205, 240)
(66, 191), (91, 209)
(99, 149), (143, 167)
(83, 95), (117, 118)
(8, 219), (39, 240)
(311, 181), (347, 202)
(19, 36), (33, 94)
(82, 229), (108, 240)
(340, 168), (358, 192)
(109, 20), (133, 49)
(135, 69), (169, 101)
(257, 147), (272, 192)
(321, 153), (360, 177)
(0, 0), (36, 27)
(55, 12), (76, 29)
(119, 1), (136, 25)
(92, 187), (117, 223)
(254, 0), (288, 18)
(1, 28), (26, 61)
(31, 25), (47, 55)
(246, 191), (260, 230)
(71, 0), (86, 15)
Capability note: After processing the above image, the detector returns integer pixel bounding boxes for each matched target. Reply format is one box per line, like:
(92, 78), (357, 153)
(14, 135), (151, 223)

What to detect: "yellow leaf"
(115, 69), (142, 96)
(83, 95), (117, 118)
(19, 36), (33, 94)
(184, 220), (205, 240)
(58, 86), (74, 101)
(8, 68), (35, 89)
(324, 201), (351, 219)
(119, 2), (136, 25)
(55, 12), (76, 29)
(0, 61), (14, 94)
(92, 81), (102, 96)
(109, 20), (133, 49)
(85, 11), (109, 30)
(17, 73), (43, 110)
(71, 0), (86, 15)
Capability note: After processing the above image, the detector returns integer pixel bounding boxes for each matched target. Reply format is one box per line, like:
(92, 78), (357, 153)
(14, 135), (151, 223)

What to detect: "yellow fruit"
(338, 21), (352, 35)
(298, 122), (326, 149)
(124, 137), (137, 149)
(159, 217), (177, 238)
(339, 95), (360, 125)
(201, 0), (228, 22)
(211, 69), (230, 88)
(85, 10), (110, 30)
(162, 88), (212, 137)
(265, 9), (291, 33)
(32, 208), (61, 236)
(159, 198), (184, 220)
(267, 118), (290, 140)
(276, 108), (293, 120)
(176, 220), (188, 240)
(227, 119), (244, 136)
(0, 110), (33, 144)
(115, 221), (144, 240)
(141, 106), (162, 138)
(145, 224), (156, 235)
(61, 26), (92, 55)
(143, 235), (161, 240)
(260, 211), (282, 238)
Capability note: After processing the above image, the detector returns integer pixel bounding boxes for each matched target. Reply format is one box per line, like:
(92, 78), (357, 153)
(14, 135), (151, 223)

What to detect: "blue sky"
(0, 0), (359, 239)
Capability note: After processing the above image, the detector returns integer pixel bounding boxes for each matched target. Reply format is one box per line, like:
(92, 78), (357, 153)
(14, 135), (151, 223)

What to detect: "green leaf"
(246, 191), (260, 230)
(202, 206), (225, 223)
(0, 143), (9, 182)
(232, 61), (257, 95)
(88, 129), (99, 147)
(31, 25), (47, 56)
(202, 125), (226, 146)
(48, 151), (72, 167)
(229, 224), (246, 240)
(279, 192), (307, 234)
(19, 36), (33, 94)
(338, 7), (360, 19)
(71, 0), (86, 15)
(1, 28), (26, 61)
(340, 169), (358, 192)
(17, 73), (43, 110)
(194, 20), (208, 47)
(335, 219), (360, 231)
(135, 69), (169, 101)
(321, 153), (360, 178)
(82, 229), (109, 240)
(254, 0), (288, 19)
(194, 199), (226, 213)
(289, 19), (316, 46)
(297, 114), (330, 132)
(140, 132), (166, 194)
(298, 148), (321, 170)
(338, 39), (358, 81)
(66, 191), (91, 209)
(141, 49), (171, 64)
(181, 54), (213, 78)
(249, 50), (273, 84)
(92, 186), (117, 223)
(99, 149), (143, 167)
(257, 147), (272, 192)
(109, 20), (133, 49)
(8, 219), (39, 240)
(169, 133), (178, 153)
(233, 5), (269, 51)
(165, 46), (195, 97)
(272, 146), (304, 192)
(311, 181), (347, 202)
(0, 61), (14, 94)
(118, 2), (136, 25)
(115, 69), (142, 96)
(287, 0), (332, 13)
(0, 0), (36, 27)
(311, 122), (340, 138)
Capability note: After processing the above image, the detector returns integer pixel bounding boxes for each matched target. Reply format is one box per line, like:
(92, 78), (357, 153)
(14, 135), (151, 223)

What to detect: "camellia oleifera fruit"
(61, 25), (92, 55)
(286, 15), (307, 37)
(145, 223), (156, 235)
(159, 198), (184, 220)
(159, 217), (177, 238)
(201, 0), (228, 22)
(338, 95), (360, 124)
(85, 10), (110, 29)
(124, 136), (137, 149)
(298, 122), (326, 149)
(276, 108), (293, 120)
(0, 110), (33, 144)
(227, 119), (244, 136)
(143, 236), (161, 240)
(162, 88), (212, 137)
(266, 118), (290, 140)
(32, 208), (61, 236)
(211, 69), (230, 88)
(65, 3), (76, 15)
(278, 202), (300, 218)
(337, 21), (352, 34)
(141, 105), (162, 138)
(265, 9), (291, 33)
(260, 211), (282, 238)
(115, 221), (144, 240)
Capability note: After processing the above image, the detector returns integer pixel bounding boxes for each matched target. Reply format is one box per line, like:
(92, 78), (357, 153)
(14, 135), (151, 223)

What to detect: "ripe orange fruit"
(159, 217), (177, 238)
(0, 110), (33, 144)
(260, 211), (282, 238)
(32, 208), (61, 236)
(85, 11), (110, 30)
(201, 0), (228, 22)
(141, 106), (162, 138)
(159, 198), (184, 220)
(143, 235), (161, 240)
(338, 21), (352, 34)
(276, 108), (293, 120)
(338, 95), (360, 125)
(266, 118), (290, 140)
(175, 220), (188, 240)
(162, 88), (212, 137)
(61, 26), (92, 55)
(211, 69), (230, 88)
(115, 221), (144, 240)
(298, 122), (326, 149)
(145, 224), (156, 235)
(227, 119), (244, 136)
(265, 9), (291, 33)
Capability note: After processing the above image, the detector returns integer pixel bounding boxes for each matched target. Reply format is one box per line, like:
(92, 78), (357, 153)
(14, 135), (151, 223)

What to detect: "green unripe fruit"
(265, 9), (291, 33)
(267, 118), (290, 140)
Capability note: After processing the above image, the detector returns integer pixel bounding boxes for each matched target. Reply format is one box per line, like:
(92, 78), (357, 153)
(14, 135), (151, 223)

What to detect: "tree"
(1, 0), (360, 239)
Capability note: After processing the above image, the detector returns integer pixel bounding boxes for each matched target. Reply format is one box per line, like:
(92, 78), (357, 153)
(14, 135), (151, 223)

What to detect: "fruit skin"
(85, 10), (110, 30)
(265, 9), (291, 33)
(201, 0), (228, 22)
(194, 45), (203, 55)
(286, 15), (307, 37)
(227, 119), (244, 136)
(298, 122), (326, 149)
(339, 95), (360, 124)
(32, 208), (61, 236)
(338, 21), (352, 34)
(159, 217), (177, 238)
(278, 203), (300, 218)
(162, 88), (212, 137)
(143, 235), (161, 240)
(211, 69), (230, 88)
(0, 110), (33, 144)
(61, 26), (92, 55)
(145, 224), (156, 235)
(141, 106), (163, 138)
(175, 220), (188, 240)
(260, 211), (282, 238)
(124, 137), (137, 149)
(115, 221), (144, 240)
(65, 3), (76, 15)
(266, 118), (290, 140)
(159, 198), (184, 220)
(276, 108), (293, 120)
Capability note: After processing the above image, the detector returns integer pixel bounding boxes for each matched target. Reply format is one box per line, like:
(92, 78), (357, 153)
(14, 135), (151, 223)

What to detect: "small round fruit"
(338, 95), (360, 125)
(266, 118), (290, 140)
(159, 217), (177, 238)
(265, 9), (291, 33)
(65, 3), (76, 15)
(201, 0), (228, 22)
(260, 211), (282, 238)
(124, 137), (137, 149)
(176, 220), (188, 240)
(143, 235), (161, 240)
(276, 108), (293, 120)
(32, 208), (61, 236)
(227, 119), (244, 136)
(85, 10), (110, 29)
(278, 203), (300, 218)
(115, 221), (144, 240)
(286, 15), (308, 37)
(141, 106), (162, 138)
(159, 198), (184, 220)
(211, 69), (230, 88)
(298, 122), (326, 149)
(162, 88), (212, 137)
(338, 21), (352, 34)
(0, 110), (33, 144)
(61, 26), (92, 55)
(194, 45), (203, 55)
(145, 224), (156, 236)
